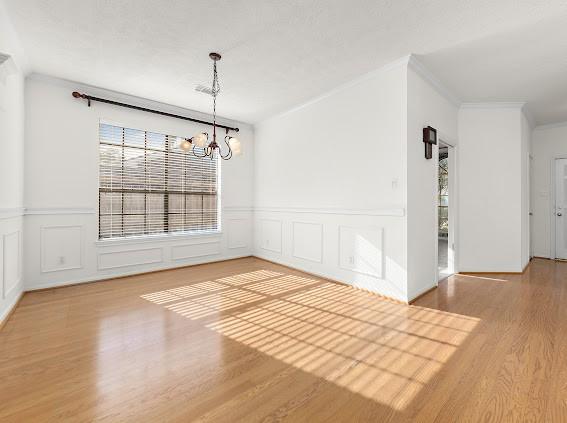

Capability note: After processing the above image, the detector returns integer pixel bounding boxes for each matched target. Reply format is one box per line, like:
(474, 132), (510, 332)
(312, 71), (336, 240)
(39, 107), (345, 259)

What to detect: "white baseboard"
(0, 281), (24, 328)
(26, 254), (252, 291)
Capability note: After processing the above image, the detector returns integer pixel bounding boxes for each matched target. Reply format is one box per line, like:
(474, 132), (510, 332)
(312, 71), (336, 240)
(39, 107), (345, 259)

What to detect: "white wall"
(253, 59), (409, 301)
(531, 123), (567, 258)
(520, 111), (532, 266)
(406, 63), (458, 300)
(23, 75), (255, 290)
(458, 105), (527, 272)
(0, 3), (26, 322)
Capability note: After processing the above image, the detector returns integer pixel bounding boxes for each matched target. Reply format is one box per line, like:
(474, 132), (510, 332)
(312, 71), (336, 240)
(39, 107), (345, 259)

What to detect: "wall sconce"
(423, 126), (437, 159)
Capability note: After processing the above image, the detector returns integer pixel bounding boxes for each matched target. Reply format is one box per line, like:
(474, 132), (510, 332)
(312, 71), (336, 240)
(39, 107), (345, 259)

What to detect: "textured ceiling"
(3, 0), (567, 124)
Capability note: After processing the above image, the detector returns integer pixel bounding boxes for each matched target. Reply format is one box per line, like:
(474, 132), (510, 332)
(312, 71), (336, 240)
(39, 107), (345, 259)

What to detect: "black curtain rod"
(72, 91), (239, 133)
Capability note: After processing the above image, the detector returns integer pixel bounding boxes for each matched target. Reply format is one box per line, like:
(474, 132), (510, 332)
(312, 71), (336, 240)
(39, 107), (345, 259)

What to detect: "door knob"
(558, 213), (563, 216)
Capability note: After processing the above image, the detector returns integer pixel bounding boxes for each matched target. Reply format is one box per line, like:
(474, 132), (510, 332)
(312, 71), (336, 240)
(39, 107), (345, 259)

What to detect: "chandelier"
(179, 52), (241, 160)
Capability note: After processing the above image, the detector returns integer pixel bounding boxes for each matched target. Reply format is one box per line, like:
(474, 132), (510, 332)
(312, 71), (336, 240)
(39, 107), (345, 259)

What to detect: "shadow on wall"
(140, 268), (480, 415)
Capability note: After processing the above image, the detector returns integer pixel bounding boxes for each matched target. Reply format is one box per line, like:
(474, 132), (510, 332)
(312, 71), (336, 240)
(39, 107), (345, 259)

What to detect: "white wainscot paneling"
(41, 225), (83, 273)
(98, 247), (163, 270)
(292, 222), (323, 263)
(171, 240), (221, 260)
(3, 230), (20, 298)
(339, 226), (384, 278)
(260, 219), (282, 253)
(228, 218), (249, 249)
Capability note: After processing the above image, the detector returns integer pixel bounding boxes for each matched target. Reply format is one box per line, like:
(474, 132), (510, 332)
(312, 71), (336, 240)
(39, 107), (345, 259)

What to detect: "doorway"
(555, 158), (567, 259)
(438, 141), (455, 280)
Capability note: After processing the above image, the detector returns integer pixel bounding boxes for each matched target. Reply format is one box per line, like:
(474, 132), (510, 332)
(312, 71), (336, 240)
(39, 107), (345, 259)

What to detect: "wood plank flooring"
(1, 257), (566, 422)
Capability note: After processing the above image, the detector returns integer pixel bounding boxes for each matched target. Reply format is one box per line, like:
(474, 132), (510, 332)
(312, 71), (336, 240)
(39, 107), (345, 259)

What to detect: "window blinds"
(99, 123), (219, 239)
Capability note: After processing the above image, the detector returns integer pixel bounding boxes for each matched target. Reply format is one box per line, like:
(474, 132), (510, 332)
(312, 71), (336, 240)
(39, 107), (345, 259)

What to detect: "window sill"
(95, 231), (222, 247)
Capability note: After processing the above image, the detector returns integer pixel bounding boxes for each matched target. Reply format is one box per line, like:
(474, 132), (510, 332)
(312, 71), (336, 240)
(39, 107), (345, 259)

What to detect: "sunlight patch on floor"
(140, 269), (480, 410)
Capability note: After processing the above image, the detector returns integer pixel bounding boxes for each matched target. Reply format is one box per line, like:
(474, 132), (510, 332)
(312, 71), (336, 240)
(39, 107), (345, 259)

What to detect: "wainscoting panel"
(98, 247), (163, 270)
(260, 219), (282, 253)
(339, 226), (384, 278)
(171, 241), (221, 261)
(292, 221), (323, 263)
(228, 218), (250, 249)
(41, 225), (83, 273)
(3, 230), (20, 298)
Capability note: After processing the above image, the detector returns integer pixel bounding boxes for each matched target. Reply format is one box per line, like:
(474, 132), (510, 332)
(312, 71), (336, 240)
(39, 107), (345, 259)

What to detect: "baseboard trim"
(0, 291), (25, 332)
(408, 285), (437, 304)
(26, 255), (253, 292)
(252, 256), (407, 305)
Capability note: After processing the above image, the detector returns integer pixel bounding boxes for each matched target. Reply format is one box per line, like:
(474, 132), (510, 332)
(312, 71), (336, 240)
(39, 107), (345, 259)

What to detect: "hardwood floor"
(1, 257), (566, 422)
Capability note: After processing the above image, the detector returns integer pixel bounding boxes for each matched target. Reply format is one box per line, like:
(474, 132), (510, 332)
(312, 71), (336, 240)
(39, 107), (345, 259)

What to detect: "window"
(98, 123), (219, 239)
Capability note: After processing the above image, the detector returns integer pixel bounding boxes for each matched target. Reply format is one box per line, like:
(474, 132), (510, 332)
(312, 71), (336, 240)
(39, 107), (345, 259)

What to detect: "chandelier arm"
(218, 135), (233, 160)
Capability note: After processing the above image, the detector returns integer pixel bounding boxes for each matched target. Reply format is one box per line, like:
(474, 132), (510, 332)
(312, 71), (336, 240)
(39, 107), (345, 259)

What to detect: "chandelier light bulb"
(193, 132), (208, 148)
(228, 137), (242, 156)
(179, 138), (192, 151)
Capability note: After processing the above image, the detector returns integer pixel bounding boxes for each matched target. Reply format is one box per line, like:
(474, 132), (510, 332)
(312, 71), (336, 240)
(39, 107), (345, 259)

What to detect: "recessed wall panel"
(292, 222), (323, 263)
(41, 226), (82, 273)
(260, 219), (282, 253)
(339, 226), (383, 278)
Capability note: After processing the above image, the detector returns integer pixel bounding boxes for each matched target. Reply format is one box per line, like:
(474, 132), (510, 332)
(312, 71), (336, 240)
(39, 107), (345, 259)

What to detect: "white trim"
(0, 284), (24, 325)
(259, 55), (412, 124)
(223, 206), (254, 212)
(407, 55), (461, 107)
(171, 241), (221, 261)
(408, 282), (437, 303)
(25, 207), (96, 215)
(26, 254), (253, 291)
(460, 102), (527, 110)
(97, 246), (164, 270)
(0, 208), (24, 220)
(534, 120), (567, 132)
(254, 206), (405, 217)
(28, 73), (252, 129)
(95, 230), (222, 247)
(521, 105), (536, 130)
(3, 230), (22, 299)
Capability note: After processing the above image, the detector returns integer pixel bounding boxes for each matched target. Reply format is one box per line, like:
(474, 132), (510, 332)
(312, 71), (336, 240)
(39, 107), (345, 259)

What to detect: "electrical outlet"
(58, 256), (65, 265)
(349, 256), (355, 265)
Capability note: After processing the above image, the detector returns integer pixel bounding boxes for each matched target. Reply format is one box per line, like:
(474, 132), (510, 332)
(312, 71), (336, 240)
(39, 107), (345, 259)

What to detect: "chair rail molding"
(0, 208), (25, 220)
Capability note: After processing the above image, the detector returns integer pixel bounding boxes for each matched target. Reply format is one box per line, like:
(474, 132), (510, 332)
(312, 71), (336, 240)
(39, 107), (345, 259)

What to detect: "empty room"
(1, 1), (567, 421)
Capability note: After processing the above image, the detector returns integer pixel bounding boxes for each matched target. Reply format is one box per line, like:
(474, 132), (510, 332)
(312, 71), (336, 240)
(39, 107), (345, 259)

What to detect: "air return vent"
(195, 84), (213, 95)
(0, 53), (10, 66)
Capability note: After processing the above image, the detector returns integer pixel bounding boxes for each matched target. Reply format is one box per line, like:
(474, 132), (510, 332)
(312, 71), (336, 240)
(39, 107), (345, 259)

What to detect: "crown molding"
(521, 105), (536, 129)
(460, 102), (527, 110)
(533, 120), (567, 132)
(259, 55), (412, 124)
(27, 73), (253, 130)
(407, 55), (461, 108)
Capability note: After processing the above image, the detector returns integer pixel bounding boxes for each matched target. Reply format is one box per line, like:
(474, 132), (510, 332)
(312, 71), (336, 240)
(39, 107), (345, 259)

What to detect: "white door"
(555, 159), (567, 259)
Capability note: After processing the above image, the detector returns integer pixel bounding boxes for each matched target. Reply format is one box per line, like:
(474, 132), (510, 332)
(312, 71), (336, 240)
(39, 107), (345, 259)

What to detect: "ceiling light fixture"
(180, 52), (241, 160)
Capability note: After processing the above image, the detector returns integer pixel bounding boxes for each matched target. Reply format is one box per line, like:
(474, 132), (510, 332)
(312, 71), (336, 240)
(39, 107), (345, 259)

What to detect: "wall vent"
(0, 53), (10, 66)
(195, 84), (213, 95)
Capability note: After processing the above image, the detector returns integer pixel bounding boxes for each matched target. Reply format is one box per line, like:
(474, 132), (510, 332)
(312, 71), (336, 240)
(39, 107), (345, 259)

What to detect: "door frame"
(551, 156), (567, 259)
(435, 136), (458, 282)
